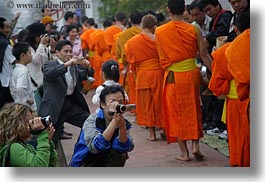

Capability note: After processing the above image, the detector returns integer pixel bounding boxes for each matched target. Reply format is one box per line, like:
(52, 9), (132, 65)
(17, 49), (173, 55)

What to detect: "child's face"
(23, 48), (33, 64)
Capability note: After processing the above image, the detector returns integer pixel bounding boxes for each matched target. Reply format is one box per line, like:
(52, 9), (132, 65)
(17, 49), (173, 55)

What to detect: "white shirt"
(192, 15), (212, 38)
(0, 45), (15, 87)
(27, 44), (55, 87)
(10, 64), (37, 111)
(57, 59), (75, 95)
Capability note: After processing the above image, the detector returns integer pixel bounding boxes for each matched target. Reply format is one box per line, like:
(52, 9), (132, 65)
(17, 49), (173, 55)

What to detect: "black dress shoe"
(63, 130), (73, 136)
(60, 133), (72, 140)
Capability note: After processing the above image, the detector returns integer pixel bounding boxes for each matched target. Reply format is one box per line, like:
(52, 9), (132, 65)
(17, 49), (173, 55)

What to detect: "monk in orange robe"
(104, 12), (126, 56)
(125, 14), (164, 141)
(155, 0), (212, 161)
(225, 28), (250, 167)
(80, 28), (95, 65)
(115, 10), (142, 105)
(208, 42), (249, 167)
(89, 29), (103, 88)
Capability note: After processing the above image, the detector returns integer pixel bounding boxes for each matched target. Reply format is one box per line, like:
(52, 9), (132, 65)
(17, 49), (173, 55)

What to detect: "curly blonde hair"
(0, 103), (34, 145)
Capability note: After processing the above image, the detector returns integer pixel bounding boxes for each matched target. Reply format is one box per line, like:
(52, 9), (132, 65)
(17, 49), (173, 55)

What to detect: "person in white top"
(25, 22), (57, 89)
(92, 60), (129, 112)
(10, 42), (37, 111)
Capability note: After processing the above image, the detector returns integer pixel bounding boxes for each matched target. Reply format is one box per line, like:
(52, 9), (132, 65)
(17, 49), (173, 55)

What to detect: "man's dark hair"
(0, 17), (6, 29)
(102, 60), (120, 82)
(190, 0), (204, 11)
(64, 11), (74, 21)
(66, 25), (78, 34)
(103, 18), (112, 28)
(17, 29), (28, 42)
(115, 12), (127, 22)
(129, 10), (143, 25)
(55, 40), (73, 51)
(12, 42), (30, 61)
(99, 84), (125, 105)
(200, 0), (221, 10)
(235, 12), (250, 33)
(88, 18), (95, 26)
(155, 12), (166, 24)
(81, 16), (89, 24)
(168, 0), (185, 15)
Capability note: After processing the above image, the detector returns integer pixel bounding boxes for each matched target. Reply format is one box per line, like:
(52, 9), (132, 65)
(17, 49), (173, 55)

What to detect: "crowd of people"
(0, 0), (250, 167)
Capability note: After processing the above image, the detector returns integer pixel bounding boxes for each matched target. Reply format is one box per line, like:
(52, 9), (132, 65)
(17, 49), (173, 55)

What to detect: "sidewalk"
(60, 90), (230, 167)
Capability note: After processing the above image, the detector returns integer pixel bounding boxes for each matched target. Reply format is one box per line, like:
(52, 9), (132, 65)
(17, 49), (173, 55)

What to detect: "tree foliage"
(98, 0), (167, 22)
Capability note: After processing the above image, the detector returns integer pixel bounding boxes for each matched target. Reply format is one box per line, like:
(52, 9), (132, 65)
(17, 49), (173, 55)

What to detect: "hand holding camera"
(40, 34), (50, 45)
(29, 116), (52, 135)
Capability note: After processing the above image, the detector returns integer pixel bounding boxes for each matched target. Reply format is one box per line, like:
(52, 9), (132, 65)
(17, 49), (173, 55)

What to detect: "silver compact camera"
(116, 104), (136, 113)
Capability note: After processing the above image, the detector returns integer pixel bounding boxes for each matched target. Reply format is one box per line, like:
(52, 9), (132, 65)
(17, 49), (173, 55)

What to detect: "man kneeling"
(70, 85), (134, 167)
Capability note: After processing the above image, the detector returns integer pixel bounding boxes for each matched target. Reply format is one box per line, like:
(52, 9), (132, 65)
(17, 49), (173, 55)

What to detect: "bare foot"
(146, 137), (156, 141)
(192, 151), (205, 161)
(175, 155), (190, 161)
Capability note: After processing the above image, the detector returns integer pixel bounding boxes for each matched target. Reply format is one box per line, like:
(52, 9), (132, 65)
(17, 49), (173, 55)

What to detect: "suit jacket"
(38, 60), (91, 123)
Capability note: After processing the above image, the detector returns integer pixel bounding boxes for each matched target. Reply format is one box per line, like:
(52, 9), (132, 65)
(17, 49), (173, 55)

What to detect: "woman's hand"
(45, 124), (55, 141)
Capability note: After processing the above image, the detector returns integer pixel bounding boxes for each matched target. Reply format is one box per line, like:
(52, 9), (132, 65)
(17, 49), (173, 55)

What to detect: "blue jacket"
(70, 109), (134, 167)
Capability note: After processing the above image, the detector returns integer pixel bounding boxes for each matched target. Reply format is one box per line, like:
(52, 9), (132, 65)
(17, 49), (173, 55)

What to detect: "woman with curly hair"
(0, 103), (57, 167)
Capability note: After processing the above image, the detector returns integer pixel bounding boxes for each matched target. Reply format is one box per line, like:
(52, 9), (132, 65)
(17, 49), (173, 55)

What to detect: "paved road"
(60, 90), (229, 167)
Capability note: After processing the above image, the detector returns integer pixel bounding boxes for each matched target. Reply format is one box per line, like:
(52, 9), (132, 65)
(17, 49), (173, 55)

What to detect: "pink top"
(66, 36), (83, 57)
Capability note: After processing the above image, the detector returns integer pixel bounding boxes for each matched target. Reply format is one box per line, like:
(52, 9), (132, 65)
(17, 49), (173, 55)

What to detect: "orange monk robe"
(208, 43), (233, 96)
(226, 29), (250, 101)
(115, 26), (142, 104)
(80, 28), (95, 65)
(96, 30), (112, 63)
(111, 32), (124, 85)
(155, 21), (203, 143)
(125, 34), (164, 128)
(208, 43), (250, 167)
(104, 25), (123, 56)
(89, 30), (103, 88)
(225, 29), (250, 167)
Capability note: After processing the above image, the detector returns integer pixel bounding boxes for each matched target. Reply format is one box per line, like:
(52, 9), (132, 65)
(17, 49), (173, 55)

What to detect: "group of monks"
(77, 0), (250, 167)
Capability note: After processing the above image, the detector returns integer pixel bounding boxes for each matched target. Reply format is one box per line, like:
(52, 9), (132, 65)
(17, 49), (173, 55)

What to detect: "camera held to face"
(109, 104), (136, 115)
(29, 116), (51, 134)
(41, 116), (51, 129)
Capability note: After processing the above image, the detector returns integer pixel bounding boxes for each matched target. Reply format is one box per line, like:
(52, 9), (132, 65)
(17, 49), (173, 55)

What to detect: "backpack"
(0, 144), (12, 167)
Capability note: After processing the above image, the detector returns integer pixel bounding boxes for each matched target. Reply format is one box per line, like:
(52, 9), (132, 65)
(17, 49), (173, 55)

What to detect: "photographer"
(0, 103), (57, 167)
(70, 85), (134, 167)
(38, 40), (93, 148)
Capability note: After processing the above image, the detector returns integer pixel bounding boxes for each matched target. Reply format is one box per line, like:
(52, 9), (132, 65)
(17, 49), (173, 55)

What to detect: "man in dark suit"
(39, 40), (94, 147)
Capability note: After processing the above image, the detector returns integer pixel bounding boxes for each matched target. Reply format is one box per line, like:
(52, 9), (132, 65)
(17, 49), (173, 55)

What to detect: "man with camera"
(38, 40), (94, 148)
(70, 85), (134, 167)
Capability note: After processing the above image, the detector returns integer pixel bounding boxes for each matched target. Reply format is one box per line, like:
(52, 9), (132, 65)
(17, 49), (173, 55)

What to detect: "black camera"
(29, 116), (51, 135)
(41, 116), (51, 129)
